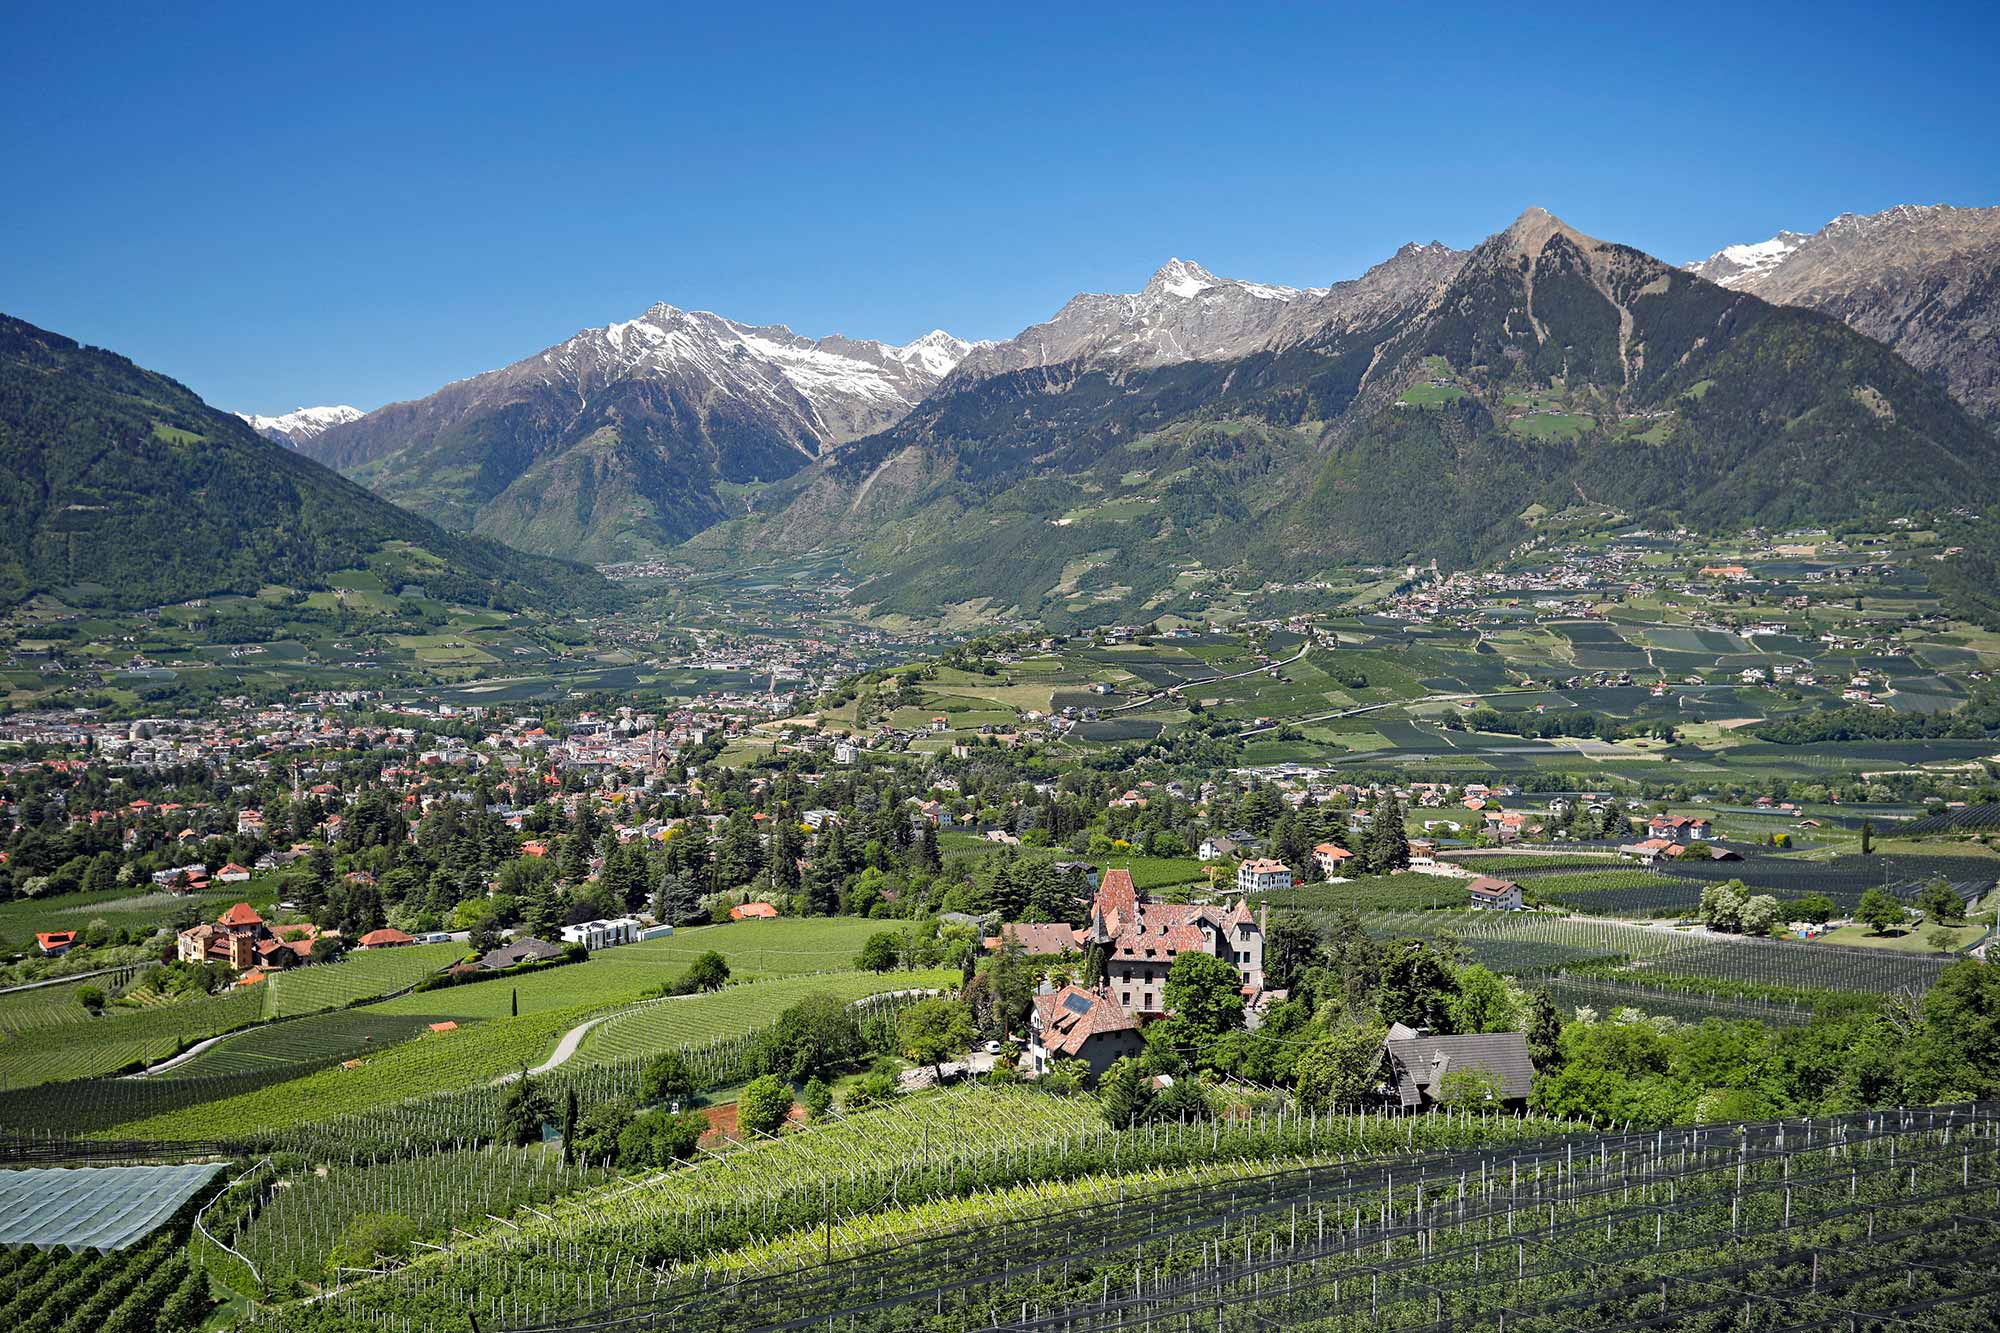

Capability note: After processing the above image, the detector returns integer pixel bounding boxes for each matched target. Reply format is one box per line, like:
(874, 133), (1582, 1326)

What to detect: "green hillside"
(695, 210), (2000, 627)
(0, 315), (616, 612)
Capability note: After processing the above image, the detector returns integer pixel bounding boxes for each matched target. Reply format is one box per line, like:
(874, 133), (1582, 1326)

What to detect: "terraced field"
(575, 969), (955, 1066)
(261, 942), (462, 1017)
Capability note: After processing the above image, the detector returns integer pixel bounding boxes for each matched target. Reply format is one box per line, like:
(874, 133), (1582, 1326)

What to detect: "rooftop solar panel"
(1060, 993), (1093, 1015)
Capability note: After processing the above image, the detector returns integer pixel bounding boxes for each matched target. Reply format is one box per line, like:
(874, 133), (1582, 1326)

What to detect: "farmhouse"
(356, 927), (415, 948)
(1620, 838), (1677, 866)
(1466, 876), (1524, 911)
(730, 902), (779, 920)
(480, 937), (560, 969)
(1648, 815), (1716, 842)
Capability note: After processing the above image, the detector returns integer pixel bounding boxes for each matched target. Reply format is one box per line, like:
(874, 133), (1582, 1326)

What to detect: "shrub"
(330, 1212), (417, 1273)
(640, 1050), (696, 1107)
(616, 1109), (706, 1166)
(737, 1074), (793, 1136)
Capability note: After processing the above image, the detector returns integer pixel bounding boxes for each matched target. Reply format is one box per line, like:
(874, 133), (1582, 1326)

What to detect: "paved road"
(493, 1013), (613, 1083)
(1110, 643), (1313, 715)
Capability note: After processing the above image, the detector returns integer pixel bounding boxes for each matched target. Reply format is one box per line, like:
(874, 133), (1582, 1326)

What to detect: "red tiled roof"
(1110, 921), (1207, 963)
(1033, 986), (1137, 1057)
(359, 927), (415, 947)
(998, 923), (1082, 955)
(217, 902), (263, 928)
(1095, 868), (1138, 929)
(1466, 876), (1519, 899)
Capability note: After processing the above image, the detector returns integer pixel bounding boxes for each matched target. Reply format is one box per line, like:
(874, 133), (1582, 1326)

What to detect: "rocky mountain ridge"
(1689, 203), (2000, 423)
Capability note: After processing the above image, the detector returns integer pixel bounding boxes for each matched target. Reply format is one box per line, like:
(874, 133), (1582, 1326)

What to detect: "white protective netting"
(0, 1162), (223, 1251)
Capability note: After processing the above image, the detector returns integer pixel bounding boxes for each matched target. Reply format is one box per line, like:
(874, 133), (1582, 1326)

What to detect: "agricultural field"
(97, 970), (949, 1143)
(0, 1229), (211, 1333)
(251, 1089), (1582, 1331)
(574, 969), (955, 1065)
(260, 943), (462, 1018)
(1622, 933), (1955, 999)
(1260, 876), (1479, 913)
(1348, 909), (1702, 976)
(569, 917), (903, 980)
(260, 1107), (2000, 1333)
(1895, 802), (2000, 836)
(0, 985), (266, 1089)
(1510, 867), (1703, 917)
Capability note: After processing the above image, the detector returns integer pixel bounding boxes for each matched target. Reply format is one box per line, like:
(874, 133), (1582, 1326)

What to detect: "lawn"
(1812, 921), (1985, 954)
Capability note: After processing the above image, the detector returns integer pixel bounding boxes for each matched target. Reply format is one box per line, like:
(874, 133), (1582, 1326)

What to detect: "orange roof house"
(729, 902), (779, 920)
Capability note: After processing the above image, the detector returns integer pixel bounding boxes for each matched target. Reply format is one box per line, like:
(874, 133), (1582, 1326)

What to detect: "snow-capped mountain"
(1688, 204), (2000, 423)
(237, 404), (364, 446)
(952, 258), (1332, 380)
(1684, 232), (1811, 288)
(950, 245), (1466, 383)
(299, 305), (981, 561)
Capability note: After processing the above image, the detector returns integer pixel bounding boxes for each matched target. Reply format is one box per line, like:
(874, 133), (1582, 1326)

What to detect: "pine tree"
(1370, 791), (1409, 871)
(1527, 986), (1564, 1070)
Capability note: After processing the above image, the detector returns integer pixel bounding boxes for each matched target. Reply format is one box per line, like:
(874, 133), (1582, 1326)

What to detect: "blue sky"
(4, 1), (1996, 414)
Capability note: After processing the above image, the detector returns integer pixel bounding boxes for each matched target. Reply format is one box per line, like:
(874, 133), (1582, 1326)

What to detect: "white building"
(1236, 858), (1293, 894)
(561, 917), (642, 950)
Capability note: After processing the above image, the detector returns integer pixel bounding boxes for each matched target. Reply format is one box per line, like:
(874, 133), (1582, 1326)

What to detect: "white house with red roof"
(1466, 876), (1524, 911)
(1311, 843), (1354, 877)
(1235, 858), (1293, 894)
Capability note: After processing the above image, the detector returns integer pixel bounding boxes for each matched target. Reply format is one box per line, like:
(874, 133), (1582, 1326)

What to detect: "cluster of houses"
(1015, 871), (1535, 1107)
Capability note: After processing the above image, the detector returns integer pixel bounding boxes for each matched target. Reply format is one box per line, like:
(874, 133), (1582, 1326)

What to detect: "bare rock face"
(950, 244), (1466, 384)
(949, 258), (1330, 379)
(1689, 204), (2000, 424)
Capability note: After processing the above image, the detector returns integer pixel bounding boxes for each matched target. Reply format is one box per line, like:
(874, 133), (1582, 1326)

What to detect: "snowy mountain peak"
(236, 405), (365, 445)
(1148, 258), (1219, 298)
(1685, 232), (1811, 288)
(890, 329), (982, 377)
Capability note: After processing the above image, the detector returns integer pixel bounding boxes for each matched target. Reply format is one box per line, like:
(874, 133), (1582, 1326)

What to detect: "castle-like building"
(1027, 868), (1270, 1079)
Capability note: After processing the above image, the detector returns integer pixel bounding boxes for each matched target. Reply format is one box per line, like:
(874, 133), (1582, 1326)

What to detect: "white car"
(983, 1040), (1003, 1055)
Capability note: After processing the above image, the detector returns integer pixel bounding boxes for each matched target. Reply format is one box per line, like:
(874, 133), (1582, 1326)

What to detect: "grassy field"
(1813, 921), (1986, 953)
(0, 985), (266, 1088)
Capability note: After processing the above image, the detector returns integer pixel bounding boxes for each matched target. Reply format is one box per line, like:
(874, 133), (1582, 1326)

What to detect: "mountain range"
(290, 312), (983, 561)
(13, 200), (1996, 629)
(0, 316), (610, 614)
(690, 206), (2000, 626)
(238, 404), (365, 446)
(1689, 204), (2000, 424)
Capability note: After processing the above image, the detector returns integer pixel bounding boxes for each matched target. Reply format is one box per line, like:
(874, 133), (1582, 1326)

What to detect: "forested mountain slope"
(0, 315), (614, 612)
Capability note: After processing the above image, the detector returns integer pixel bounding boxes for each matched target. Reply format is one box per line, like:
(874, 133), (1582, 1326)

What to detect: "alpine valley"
(8, 202), (2000, 644)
